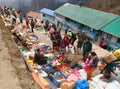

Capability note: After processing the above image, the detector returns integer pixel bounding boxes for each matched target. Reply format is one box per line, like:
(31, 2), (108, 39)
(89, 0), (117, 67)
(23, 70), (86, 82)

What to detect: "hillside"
(85, 0), (120, 15)
(0, 0), (120, 15)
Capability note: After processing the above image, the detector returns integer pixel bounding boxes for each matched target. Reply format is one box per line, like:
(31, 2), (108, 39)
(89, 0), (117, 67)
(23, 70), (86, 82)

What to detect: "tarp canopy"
(55, 3), (119, 30)
(27, 11), (42, 19)
(39, 8), (55, 17)
(102, 17), (120, 38)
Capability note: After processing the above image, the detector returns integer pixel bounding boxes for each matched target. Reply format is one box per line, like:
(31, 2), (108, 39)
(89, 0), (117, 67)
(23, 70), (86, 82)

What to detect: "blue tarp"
(39, 8), (55, 17)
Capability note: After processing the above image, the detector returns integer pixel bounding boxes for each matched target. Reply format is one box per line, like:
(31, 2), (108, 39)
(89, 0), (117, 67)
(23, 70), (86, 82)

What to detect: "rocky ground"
(0, 18), (40, 89)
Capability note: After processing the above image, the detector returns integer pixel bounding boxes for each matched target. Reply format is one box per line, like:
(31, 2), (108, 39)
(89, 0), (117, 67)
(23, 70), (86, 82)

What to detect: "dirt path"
(0, 29), (22, 89)
(0, 19), (40, 89)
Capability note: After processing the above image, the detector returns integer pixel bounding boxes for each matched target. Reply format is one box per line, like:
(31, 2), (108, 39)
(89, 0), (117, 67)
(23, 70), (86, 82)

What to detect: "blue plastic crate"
(41, 46), (51, 50)
(54, 52), (62, 55)
(50, 56), (56, 61)
(44, 52), (49, 54)
(48, 69), (60, 81)
(42, 63), (53, 72)
(53, 73), (67, 87)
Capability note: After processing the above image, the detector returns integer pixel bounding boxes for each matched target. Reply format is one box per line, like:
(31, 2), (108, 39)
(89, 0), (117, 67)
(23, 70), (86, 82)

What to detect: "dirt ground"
(0, 19), (40, 89)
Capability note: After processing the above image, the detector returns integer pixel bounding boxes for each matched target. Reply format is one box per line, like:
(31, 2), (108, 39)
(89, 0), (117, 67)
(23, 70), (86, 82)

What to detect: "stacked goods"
(53, 73), (66, 87)
(68, 68), (81, 81)
(60, 80), (75, 89)
(57, 63), (73, 76)
(48, 69), (60, 81)
(42, 63), (53, 73)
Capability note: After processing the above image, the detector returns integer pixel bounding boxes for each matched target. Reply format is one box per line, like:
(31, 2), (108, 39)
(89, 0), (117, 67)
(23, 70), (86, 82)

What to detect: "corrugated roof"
(102, 17), (120, 38)
(27, 11), (42, 19)
(55, 3), (119, 30)
(39, 8), (55, 17)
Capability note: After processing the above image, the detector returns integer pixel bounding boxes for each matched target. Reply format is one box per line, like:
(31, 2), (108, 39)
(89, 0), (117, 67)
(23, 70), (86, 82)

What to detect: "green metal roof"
(55, 3), (119, 30)
(102, 17), (120, 38)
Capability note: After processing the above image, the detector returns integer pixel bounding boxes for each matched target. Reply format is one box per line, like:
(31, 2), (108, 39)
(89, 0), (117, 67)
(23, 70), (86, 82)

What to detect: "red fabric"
(56, 55), (65, 60)
(26, 18), (29, 24)
(57, 63), (70, 70)
(63, 35), (69, 43)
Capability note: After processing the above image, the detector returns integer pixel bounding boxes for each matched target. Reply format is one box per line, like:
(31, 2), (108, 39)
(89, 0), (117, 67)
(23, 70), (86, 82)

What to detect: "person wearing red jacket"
(25, 17), (29, 28)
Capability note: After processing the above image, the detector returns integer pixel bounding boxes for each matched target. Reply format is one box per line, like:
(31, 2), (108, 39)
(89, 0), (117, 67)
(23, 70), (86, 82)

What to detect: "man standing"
(83, 37), (92, 61)
(77, 32), (86, 50)
(26, 17), (29, 28)
(30, 18), (35, 33)
(19, 12), (23, 23)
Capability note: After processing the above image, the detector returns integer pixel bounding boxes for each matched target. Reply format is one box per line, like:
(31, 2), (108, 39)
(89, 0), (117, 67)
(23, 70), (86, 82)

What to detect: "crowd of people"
(0, 5), (119, 87)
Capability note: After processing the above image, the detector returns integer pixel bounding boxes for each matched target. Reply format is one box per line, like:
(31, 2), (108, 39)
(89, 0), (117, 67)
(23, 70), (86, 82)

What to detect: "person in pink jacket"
(99, 38), (104, 48)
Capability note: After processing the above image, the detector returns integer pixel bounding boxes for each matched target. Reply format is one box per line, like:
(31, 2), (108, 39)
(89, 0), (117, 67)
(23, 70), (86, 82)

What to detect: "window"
(106, 34), (112, 42)
(117, 38), (120, 43)
(43, 14), (45, 17)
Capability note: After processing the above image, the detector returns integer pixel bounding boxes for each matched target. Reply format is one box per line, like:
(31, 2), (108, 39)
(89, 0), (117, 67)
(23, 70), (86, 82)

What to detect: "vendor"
(86, 52), (99, 80)
(34, 48), (47, 65)
(100, 68), (118, 83)
(101, 62), (117, 75)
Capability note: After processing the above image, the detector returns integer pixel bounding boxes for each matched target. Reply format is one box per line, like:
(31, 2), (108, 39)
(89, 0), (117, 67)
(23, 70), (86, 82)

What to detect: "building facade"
(54, 3), (120, 51)
(39, 8), (55, 24)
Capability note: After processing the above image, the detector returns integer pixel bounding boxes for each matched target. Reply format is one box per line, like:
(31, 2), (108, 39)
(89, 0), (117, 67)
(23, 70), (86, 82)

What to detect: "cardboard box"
(102, 53), (117, 63)
(60, 80), (75, 89)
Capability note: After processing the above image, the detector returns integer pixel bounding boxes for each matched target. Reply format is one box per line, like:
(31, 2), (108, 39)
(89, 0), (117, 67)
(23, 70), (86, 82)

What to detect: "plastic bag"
(84, 59), (90, 71)
(79, 69), (87, 80)
(65, 46), (69, 52)
(105, 81), (120, 89)
(75, 80), (89, 89)
(69, 46), (75, 54)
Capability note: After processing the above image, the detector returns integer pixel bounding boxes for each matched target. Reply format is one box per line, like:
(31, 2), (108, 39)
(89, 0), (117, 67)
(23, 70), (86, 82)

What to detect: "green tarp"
(37, 29), (46, 34)
(55, 3), (119, 30)
(102, 17), (120, 38)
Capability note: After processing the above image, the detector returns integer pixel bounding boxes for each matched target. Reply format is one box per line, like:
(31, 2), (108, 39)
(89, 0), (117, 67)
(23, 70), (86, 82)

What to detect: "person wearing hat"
(67, 29), (72, 41)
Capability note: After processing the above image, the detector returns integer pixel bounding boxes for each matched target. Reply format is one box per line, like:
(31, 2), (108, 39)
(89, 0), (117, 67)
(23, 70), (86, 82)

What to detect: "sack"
(65, 46), (69, 52)
(70, 54), (83, 65)
(69, 46), (75, 54)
